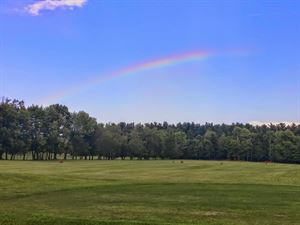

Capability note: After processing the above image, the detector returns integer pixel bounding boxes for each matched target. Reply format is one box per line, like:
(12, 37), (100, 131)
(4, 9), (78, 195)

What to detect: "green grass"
(0, 160), (299, 225)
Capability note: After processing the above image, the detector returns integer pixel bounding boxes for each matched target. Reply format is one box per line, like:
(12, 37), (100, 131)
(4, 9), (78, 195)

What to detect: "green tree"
(203, 129), (218, 160)
(95, 124), (124, 160)
(45, 104), (71, 160)
(143, 127), (164, 159)
(28, 105), (47, 160)
(232, 127), (252, 160)
(70, 111), (97, 159)
(128, 128), (146, 159)
(161, 130), (187, 159)
(271, 130), (299, 162)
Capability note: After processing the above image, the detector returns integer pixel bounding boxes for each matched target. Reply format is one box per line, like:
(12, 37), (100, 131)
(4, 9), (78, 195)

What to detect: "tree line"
(1, 98), (300, 163)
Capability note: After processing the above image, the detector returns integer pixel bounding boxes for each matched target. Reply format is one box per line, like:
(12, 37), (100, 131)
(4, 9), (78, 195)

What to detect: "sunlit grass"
(0, 160), (299, 225)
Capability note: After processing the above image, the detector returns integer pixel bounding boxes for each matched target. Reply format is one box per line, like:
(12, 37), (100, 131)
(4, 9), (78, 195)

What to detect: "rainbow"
(42, 50), (212, 104)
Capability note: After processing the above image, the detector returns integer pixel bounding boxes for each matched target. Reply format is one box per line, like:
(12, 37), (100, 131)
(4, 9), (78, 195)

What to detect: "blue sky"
(0, 0), (299, 124)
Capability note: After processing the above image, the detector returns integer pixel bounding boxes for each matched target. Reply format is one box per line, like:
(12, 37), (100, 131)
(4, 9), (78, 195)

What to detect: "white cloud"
(249, 121), (300, 126)
(25, 0), (87, 16)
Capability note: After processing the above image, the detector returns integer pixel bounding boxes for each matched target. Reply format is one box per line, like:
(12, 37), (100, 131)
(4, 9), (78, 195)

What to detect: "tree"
(0, 99), (19, 159)
(128, 128), (146, 159)
(203, 129), (218, 160)
(28, 105), (47, 160)
(94, 124), (124, 160)
(13, 104), (30, 160)
(45, 104), (71, 160)
(271, 130), (299, 163)
(0, 99), (30, 160)
(143, 127), (164, 159)
(70, 111), (97, 159)
(232, 127), (252, 160)
(161, 130), (187, 159)
(1, 97), (300, 163)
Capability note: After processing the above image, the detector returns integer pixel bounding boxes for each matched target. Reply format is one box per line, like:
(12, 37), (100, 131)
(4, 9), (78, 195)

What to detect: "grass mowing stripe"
(0, 160), (299, 225)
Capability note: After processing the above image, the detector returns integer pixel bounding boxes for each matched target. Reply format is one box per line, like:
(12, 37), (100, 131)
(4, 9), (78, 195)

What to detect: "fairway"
(0, 161), (299, 225)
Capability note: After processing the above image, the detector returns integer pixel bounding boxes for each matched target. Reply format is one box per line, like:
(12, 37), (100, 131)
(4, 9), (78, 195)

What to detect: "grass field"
(0, 160), (299, 225)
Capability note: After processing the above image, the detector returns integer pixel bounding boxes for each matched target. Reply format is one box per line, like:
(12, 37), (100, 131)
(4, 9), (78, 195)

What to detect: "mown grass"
(0, 160), (299, 225)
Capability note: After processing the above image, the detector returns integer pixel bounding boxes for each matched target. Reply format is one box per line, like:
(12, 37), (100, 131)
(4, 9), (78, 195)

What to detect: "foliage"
(1, 98), (300, 163)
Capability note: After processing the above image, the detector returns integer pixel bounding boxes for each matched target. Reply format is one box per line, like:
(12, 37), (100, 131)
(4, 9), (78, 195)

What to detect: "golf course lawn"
(0, 160), (299, 225)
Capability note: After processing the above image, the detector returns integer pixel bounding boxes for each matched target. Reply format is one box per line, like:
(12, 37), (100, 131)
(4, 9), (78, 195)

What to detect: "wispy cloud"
(25, 0), (87, 16)
(249, 121), (300, 126)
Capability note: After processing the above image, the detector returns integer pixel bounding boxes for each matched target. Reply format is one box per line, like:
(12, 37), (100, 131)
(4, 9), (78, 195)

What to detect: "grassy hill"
(0, 160), (299, 225)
